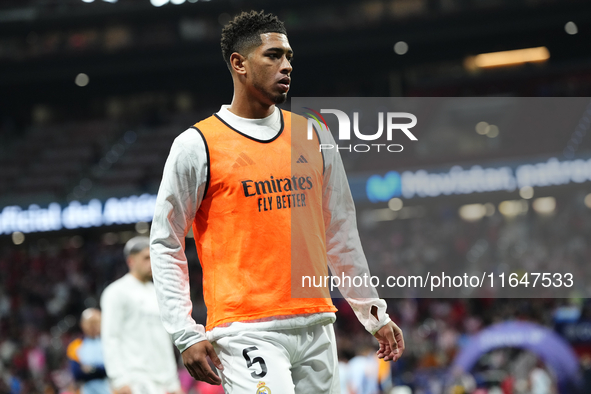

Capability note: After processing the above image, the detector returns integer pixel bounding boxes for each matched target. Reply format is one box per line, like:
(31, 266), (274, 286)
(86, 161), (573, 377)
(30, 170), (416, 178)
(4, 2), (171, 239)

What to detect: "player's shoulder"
(169, 129), (206, 159)
(284, 109), (333, 144)
(282, 109), (307, 125)
(66, 337), (83, 361)
(101, 274), (132, 300)
(283, 110), (314, 140)
(172, 115), (219, 150)
(192, 113), (219, 129)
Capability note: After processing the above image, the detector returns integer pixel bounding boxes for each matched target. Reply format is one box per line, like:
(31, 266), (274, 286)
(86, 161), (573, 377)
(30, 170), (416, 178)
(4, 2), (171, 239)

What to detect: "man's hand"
(374, 321), (405, 362)
(113, 386), (132, 394)
(181, 340), (224, 385)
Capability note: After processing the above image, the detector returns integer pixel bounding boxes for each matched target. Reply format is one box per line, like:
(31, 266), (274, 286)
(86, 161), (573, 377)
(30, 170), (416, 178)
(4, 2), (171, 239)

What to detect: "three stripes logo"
(296, 155), (308, 164)
(233, 152), (255, 169)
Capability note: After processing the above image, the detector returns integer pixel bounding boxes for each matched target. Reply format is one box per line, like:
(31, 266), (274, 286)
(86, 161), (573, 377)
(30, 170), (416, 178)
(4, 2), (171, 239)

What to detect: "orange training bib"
(192, 109), (336, 330)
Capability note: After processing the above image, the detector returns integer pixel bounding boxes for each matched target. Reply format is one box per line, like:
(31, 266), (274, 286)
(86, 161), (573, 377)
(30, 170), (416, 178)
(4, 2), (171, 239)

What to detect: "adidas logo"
(232, 152), (255, 169)
(296, 155), (308, 164)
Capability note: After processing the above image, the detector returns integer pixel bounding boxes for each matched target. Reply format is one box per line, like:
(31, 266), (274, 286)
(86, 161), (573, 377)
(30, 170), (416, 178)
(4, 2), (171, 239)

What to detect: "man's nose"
(281, 56), (292, 74)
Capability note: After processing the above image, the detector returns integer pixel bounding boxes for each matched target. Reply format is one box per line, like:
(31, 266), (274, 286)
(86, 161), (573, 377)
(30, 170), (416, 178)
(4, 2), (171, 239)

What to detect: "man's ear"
(230, 52), (247, 75)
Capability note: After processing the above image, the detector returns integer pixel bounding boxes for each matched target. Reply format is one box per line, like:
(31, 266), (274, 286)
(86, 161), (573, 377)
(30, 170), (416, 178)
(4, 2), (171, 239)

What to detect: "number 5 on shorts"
(242, 346), (267, 378)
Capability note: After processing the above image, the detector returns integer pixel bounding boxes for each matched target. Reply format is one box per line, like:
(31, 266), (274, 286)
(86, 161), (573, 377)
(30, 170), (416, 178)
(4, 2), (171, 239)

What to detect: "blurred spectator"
(66, 308), (109, 394)
(529, 361), (553, 394)
(100, 236), (182, 394)
(347, 346), (380, 394)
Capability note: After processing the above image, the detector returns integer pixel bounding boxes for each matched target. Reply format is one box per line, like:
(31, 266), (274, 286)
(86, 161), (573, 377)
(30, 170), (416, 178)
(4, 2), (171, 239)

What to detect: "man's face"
(80, 310), (101, 338)
(128, 247), (152, 282)
(244, 32), (293, 106)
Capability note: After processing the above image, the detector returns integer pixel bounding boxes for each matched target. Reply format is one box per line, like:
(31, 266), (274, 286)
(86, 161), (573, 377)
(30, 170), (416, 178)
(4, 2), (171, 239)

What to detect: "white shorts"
(126, 381), (167, 394)
(212, 323), (340, 394)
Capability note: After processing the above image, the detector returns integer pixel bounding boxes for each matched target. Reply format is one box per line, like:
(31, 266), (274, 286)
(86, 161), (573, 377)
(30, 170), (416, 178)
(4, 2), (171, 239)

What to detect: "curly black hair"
(220, 10), (287, 70)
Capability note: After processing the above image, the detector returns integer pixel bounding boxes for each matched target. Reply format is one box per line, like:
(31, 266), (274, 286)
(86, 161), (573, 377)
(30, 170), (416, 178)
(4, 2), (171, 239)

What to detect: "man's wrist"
(172, 324), (207, 353)
(179, 337), (208, 354)
(370, 315), (392, 335)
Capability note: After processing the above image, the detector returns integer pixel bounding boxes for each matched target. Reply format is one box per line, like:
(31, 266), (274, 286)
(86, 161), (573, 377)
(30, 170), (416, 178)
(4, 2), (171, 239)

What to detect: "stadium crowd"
(1, 190), (591, 393)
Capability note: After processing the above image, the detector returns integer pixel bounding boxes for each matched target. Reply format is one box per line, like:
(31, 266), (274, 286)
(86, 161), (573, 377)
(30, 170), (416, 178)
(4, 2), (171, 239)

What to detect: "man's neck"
(228, 94), (275, 119)
(130, 271), (150, 283)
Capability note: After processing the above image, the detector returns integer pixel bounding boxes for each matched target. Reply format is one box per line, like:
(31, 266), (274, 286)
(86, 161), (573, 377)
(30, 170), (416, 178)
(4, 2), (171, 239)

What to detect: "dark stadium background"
(1, 0), (591, 393)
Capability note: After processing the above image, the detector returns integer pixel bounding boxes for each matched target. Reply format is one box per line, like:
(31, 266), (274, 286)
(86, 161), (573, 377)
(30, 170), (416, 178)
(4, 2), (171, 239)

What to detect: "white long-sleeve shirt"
(150, 105), (391, 352)
(100, 273), (181, 392)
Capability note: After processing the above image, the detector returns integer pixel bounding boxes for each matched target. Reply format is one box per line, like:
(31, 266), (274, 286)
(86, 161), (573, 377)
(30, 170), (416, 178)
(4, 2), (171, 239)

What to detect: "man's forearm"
(150, 133), (209, 351)
(149, 235), (207, 351)
(318, 122), (392, 333)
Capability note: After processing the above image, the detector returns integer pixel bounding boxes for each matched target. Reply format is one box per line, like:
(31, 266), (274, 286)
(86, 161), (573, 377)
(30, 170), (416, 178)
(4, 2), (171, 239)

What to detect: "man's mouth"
(278, 77), (290, 92)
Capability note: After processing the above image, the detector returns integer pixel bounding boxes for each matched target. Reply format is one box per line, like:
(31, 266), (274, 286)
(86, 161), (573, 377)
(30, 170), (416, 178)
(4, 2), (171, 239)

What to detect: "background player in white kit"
(150, 11), (405, 393)
(100, 236), (184, 394)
